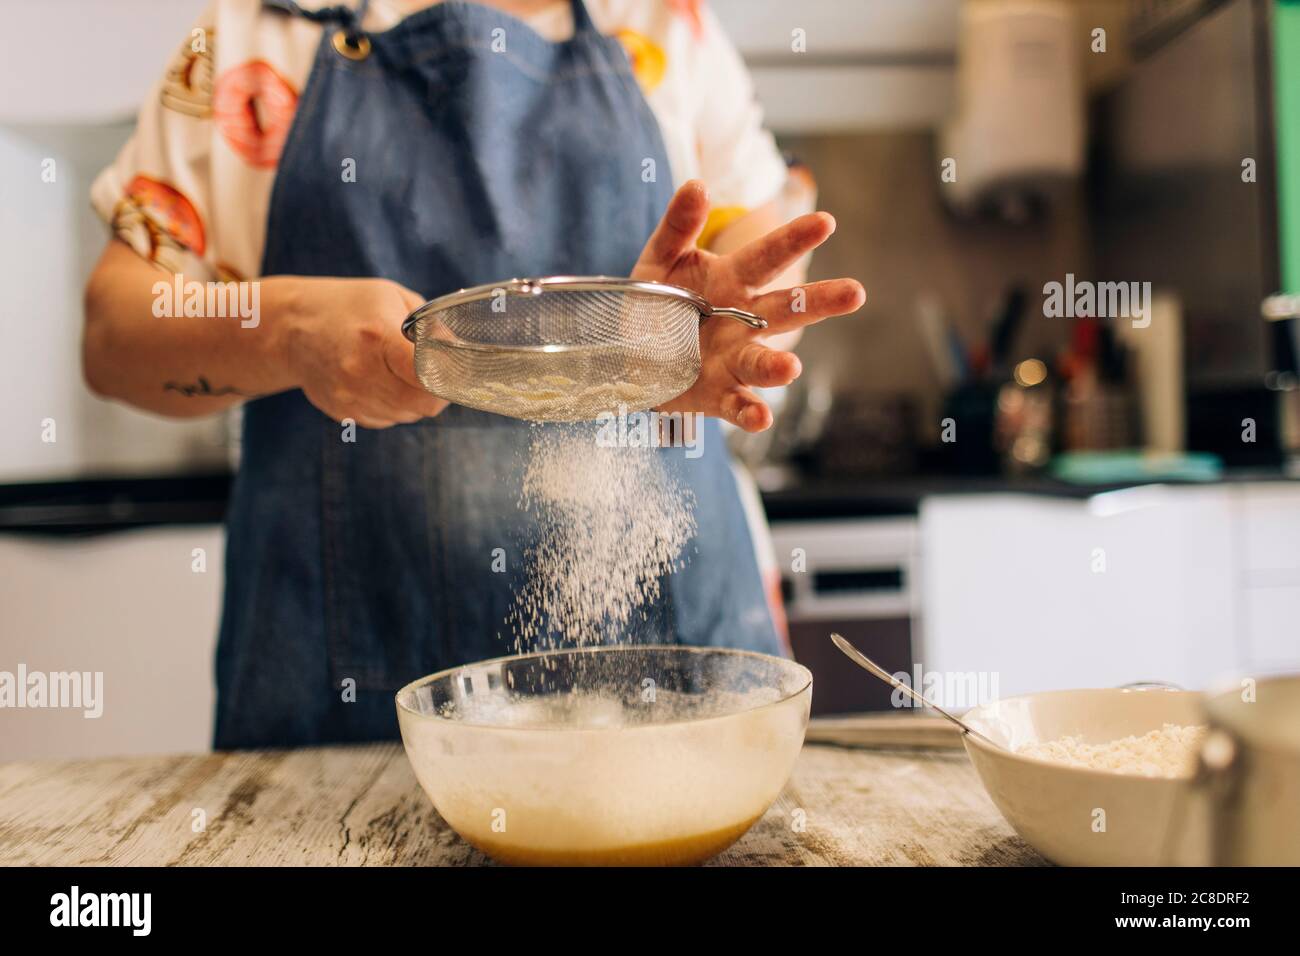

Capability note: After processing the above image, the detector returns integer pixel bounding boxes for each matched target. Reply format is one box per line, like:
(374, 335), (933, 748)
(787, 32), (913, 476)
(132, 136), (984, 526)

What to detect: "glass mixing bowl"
(395, 645), (812, 866)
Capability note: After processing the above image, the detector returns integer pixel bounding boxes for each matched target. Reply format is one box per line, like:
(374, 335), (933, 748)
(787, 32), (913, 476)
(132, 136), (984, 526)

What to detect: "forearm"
(82, 240), (299, 417)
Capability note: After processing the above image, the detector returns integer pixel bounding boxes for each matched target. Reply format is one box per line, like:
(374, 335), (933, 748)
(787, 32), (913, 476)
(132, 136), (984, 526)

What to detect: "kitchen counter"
(760, 468), (1298, 520)
(0, 735), (1045, 866)
(4, 467), (1294, 532)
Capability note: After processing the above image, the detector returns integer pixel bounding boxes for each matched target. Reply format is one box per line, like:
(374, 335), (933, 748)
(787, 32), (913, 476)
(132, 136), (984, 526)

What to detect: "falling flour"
(507, 426), (696, 651)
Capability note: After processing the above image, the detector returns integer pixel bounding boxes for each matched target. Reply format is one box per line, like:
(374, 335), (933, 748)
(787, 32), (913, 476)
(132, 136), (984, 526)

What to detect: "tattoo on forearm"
(163, 376), (248, 398)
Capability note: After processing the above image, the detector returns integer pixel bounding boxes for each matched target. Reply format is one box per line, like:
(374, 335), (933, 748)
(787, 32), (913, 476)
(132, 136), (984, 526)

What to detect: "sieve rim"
(400, 275), (717, 343)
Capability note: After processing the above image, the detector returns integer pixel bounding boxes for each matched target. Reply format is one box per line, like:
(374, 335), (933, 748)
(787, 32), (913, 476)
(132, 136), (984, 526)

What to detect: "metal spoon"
(829, 633), (1003, 750)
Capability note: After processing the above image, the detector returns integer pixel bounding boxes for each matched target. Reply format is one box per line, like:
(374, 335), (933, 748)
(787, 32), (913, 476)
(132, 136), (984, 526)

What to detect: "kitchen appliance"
(395, 645), (810, 866)
(1093, 0), (1297, 462)
(939, 0), (1084, 219)
(770, 517), (919, 716)
(401, 276), (766, 422)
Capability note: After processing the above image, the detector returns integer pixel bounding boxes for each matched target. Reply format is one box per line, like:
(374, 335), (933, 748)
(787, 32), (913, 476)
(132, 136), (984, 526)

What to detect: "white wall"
(0, 526), (222, 761)
(713, 0), (960, 132)
(0, 0), (209, 125)
(0, 122), (233, 483)
(0, 0), (230, 483)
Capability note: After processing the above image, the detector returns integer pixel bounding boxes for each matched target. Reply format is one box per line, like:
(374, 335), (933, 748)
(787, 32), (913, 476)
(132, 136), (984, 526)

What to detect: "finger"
(331, 384), (416, 427)
(394, 284), (426, 313)
(389, 381), (448, 419)
(719, 386), (773, 433)
(383, 329), (424, 390)
(729, 212), (836, 288)
(365, 381), (441, 422)
(635, 179), (710, 269)
(381, 335), (448, 416)
(372, 404), (422, 425)
(322, 399), (394, 429)
(728, 342), (802, 388)
(750, 278), (866, 333)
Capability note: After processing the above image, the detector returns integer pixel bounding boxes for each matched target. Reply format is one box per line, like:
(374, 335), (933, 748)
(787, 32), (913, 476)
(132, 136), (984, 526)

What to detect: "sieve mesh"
(411, 285), (705, 421)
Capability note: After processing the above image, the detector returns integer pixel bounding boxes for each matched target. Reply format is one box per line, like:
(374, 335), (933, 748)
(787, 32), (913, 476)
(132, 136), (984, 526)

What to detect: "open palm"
(632, 180), (866, 431)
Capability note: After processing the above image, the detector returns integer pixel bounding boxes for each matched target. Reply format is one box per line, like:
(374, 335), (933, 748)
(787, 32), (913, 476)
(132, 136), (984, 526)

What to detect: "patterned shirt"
(91, 0), (788, 281)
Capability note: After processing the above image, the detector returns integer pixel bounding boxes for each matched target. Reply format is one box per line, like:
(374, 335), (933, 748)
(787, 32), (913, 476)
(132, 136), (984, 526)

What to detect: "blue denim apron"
(214, 0), (780, 749)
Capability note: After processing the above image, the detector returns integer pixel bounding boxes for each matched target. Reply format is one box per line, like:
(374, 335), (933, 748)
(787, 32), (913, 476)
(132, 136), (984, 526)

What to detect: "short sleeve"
(689, 3), (788, 211)
(91, 5), (220, 281)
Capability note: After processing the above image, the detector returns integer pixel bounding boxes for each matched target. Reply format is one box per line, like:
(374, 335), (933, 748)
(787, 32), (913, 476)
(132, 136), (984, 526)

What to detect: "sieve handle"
(705, 306), (767, 330)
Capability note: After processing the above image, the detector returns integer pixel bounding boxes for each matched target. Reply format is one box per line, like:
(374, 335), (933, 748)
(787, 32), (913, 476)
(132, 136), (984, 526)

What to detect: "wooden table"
(0, 737), (1046, 866)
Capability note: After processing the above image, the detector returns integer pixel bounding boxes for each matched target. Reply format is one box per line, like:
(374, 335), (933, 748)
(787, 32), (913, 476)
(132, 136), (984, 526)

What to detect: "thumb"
(383, 321), (425, 390)
(383, 283), (427, 389)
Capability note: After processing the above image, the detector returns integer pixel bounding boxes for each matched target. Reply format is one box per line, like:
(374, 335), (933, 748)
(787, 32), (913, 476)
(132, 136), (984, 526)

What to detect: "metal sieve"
(400, 276), (767, 421)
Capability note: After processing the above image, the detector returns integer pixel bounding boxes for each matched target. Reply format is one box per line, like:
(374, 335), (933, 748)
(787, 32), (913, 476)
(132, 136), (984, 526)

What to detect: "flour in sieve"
(461, 379), (659, 420)
(507, 426), (696, 650)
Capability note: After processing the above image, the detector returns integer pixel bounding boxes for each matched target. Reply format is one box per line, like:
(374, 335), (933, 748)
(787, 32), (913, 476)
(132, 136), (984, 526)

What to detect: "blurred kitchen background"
(3, 0), (1300, 759)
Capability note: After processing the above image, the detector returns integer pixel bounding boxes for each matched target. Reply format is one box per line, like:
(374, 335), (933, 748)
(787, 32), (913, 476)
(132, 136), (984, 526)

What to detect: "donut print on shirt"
(161, 29), (216, 117)
(666, 0), (706, 40)
(91, 1), (791, 286)
(615, 29), (667, 92)
(117, 174), (206, 255)
(213, 60), (298, 169)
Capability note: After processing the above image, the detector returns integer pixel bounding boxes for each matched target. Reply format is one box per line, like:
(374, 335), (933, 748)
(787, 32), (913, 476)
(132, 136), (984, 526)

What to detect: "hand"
(279, 277), (449, 428)
(632, 180), (865, 432)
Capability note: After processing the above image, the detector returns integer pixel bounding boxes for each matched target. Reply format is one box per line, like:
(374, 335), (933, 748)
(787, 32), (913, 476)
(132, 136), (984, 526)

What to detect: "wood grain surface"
(0, 736), (1045, 866)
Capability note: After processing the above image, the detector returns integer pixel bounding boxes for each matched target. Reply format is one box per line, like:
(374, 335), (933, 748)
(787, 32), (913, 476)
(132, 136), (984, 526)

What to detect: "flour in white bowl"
(1017, 723), (1207, 778)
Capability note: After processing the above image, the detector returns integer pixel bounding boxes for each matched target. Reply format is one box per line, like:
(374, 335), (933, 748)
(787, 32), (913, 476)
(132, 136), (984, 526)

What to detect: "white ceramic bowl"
(962, 688), (1209, 866)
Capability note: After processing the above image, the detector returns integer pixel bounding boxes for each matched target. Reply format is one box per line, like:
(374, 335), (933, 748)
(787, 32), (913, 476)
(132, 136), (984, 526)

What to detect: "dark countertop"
(0, 472), (232, 536)
(758, 475), (1124, 520)
(1, 467), (1295, 534)
(760, 468), (1298, 520)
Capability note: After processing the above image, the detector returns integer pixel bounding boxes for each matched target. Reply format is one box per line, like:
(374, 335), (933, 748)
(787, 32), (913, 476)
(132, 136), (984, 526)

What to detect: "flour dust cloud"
(507, 425), (696, 651)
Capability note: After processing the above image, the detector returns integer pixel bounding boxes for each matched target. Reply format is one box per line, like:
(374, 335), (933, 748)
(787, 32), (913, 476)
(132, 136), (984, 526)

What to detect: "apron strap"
(569, 0), (596, 37)
(266, 2), (594, 42)
(263, 0), (371, 44)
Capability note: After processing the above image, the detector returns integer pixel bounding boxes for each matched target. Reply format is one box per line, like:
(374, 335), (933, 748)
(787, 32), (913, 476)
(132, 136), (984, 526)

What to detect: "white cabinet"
(1238, 484), (1300, 576)
(0, 526), (223, 761)
(1235, 483), (1300, 669)
(1242, 586), (1300, 669)
(920, 483), (1300, 698)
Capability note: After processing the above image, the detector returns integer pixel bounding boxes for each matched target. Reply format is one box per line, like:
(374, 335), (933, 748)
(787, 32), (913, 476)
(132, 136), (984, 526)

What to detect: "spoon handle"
(829, 633), (1001, 750)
